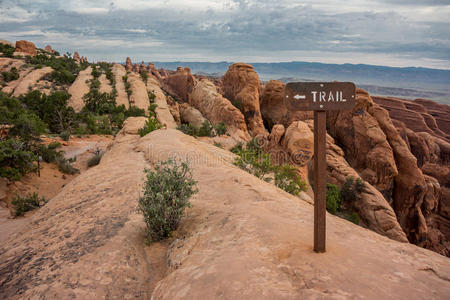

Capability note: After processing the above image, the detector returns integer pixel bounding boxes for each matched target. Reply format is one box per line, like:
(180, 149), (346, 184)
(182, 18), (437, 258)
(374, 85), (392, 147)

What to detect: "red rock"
(163, 67), (196, 102)
(44, 45), (54, 53)
(222, 63), (267, 136)
(15, 40), (36, 56)
(139, 61), (146, 73)
(125, 57), (132, 72)
(73, 51), (81, 62)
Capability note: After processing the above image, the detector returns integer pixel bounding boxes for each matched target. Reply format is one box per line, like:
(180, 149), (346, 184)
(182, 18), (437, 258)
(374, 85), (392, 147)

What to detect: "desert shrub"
(138, 159), (198, 242)
(148, 91), (156, 102)
(0, 139), (36, 181)
(214, 122), (227, 135)
(59, 130), (70, 141)
(12, 192), (47, 216)
(326, 184), (341, 214)
(91, 65), (101, 78)
(87, 148), (103, 167)
(274, 164), (307, 195)
(0, 43), (15, 58)
(1, 67), (19, 82)
(140, 70), (148, 83)
(35, 143), (62, 163)
(230, 142), (243, 154)
(83, 89), (116, 115)
(177, 123), (198, 136)
(8, 112), (47, 142)
(123, 75), (132, 98)
(345, 212), (360, 225)
(124, 105), (146, 118)
(50, 69), (76, 84)
(198, 120), (215, 137)
(177, 120), (224, 138)
(340, 177), (364, 203)
(138, 117), (161, 137)
(148, 103), (158, 115)
(213, 141), (223, 148)
(56, 156), (79, 174)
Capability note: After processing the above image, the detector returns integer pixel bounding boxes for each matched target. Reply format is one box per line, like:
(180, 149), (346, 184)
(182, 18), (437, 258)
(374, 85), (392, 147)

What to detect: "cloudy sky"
(0, 0), (449, 68)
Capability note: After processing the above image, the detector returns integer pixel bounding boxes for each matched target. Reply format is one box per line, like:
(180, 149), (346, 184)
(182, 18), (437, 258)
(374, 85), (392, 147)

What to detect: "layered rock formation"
(373, 96), (450, 141)
(189, 79), (250, 141)
(14, 40), (36, 56)
(125, 57), (132, 72)
(111, 63), (129, 108)
(179, 103), (207, 128)
(12, 67), (53, 97)
(222, 63), (267, 136)
(147, 77), (177, 129)
(127, 72), (150, 113)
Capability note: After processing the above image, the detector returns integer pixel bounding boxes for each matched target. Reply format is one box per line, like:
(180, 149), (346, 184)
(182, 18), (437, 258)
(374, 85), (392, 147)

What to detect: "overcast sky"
(0, 0), (449, 68)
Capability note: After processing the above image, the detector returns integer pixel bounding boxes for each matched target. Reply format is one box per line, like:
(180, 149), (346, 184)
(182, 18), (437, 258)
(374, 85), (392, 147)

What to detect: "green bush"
(326, 184), (341, 214)
(214, 122), (227, 135)
(0, 43), (15, 58)
(50, 69), (76, 84)
(138, 159), (198, 242)
(345, 212), (360, 225)
(340, 177), (364, 203)
(0, 139), (36, 181)
(177, 123), (198, 136)
(1, 67), (19, 82)
(274, 164), (307, 195)
(56, 156), (79, 175)
(124, 106), (146, 118)
(148, 91), (156, 102)
(87, 148), (103, 167)
(12, 192), (47, 216)
(138, 117), (161, 137)
(60, 131), (70, 141)
(8, 112), (47, 142)
(140, 70), (148, 83)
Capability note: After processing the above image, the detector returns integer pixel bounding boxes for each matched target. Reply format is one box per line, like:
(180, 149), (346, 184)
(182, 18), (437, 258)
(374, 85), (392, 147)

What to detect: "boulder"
(166, 96), (181, 126)
(189, 79), (250, 141)
(222, 63), (267, 136)
(179, 103), (207, 128)
(14, 40), (36, 56)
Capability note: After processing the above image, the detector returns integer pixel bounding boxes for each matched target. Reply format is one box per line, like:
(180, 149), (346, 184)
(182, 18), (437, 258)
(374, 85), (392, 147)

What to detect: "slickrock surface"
(222, 63), (267, 136)
(98, 73), (112, 94)
(67, 66), (92, 112)
(0, 121), (448, 299)
(12, 66), (53, 97)
(112, 63), (129, 108)
(128, 72), (150, 113)
(147, 77), (177, 129)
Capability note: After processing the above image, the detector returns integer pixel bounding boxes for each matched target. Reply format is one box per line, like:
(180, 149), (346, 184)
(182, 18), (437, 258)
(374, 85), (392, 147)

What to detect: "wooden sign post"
(284, 82), (356, 253)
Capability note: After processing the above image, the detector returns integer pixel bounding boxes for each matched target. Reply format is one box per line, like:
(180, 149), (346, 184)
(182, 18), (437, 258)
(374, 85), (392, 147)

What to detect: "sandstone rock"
(139, 61), (146, 73)
(0, 40), (14, 47)
(111, 64), (129, 108)
(0, 127), (448, 299)
(68, 66), (92, 112)
(147, 62), (162, 80)
(14, 40), (36, 56)
(189, 79), (250, 141)
(12, 66), (53, 97)
(260, 80), (312, 128)
(179, 103), (207, 128)
(73, 51), (81, 62)
(166, 96), (181, 126)
(98, 73), (112, 94)
(327, 89), (398, 200)
(282, 121), (314, 167)
(125, 57), (132, 72)
(128, 72), (150, 113)
(164, 67), (196, 102)
(222, 63), (267, 136)
(44, 45), (54, 53)
(147, 77), (177, 129)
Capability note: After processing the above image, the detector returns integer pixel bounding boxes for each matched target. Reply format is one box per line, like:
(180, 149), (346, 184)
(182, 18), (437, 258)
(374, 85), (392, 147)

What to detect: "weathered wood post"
(284, 82), (356, 253)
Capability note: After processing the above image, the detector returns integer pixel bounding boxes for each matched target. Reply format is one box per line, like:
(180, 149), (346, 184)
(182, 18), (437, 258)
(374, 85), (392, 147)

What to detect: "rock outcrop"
(98, 74), (112, 94)
(111, 63), (129, 108)
(44, 45), (54, 53)
(222, 63), (267, 136)
(164, 67), (196, 102)
(11, 66), (53, 97)
(260, 80), (312, 128)
(73, 51), (81, 62)
(125, 57), (132, 72)
(147, 78), (177, 129)
(373, 96), (450, 141)
(0, 123), (448, 299)
(14, 40), (36, 56)
(327, 88), (446, 254)
(67, 66), (93, 112)
(189, 79), (250, 141)
(127, 72), (150, 113)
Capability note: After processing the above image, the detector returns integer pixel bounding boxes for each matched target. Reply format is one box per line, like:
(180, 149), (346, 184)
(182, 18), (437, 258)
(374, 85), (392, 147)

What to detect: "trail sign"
(284, 82), (356, 253)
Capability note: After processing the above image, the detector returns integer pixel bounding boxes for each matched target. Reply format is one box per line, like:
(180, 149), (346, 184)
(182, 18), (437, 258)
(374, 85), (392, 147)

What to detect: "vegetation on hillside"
(177, 120), (227, 137)
(138, 159), (198, 242)
(325, 177), (364, 224)
(232, 138), (307, 195)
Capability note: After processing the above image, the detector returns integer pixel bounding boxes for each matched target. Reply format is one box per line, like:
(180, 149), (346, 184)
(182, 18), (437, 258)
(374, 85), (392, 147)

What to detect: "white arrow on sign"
(294, 94), (306, 100)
